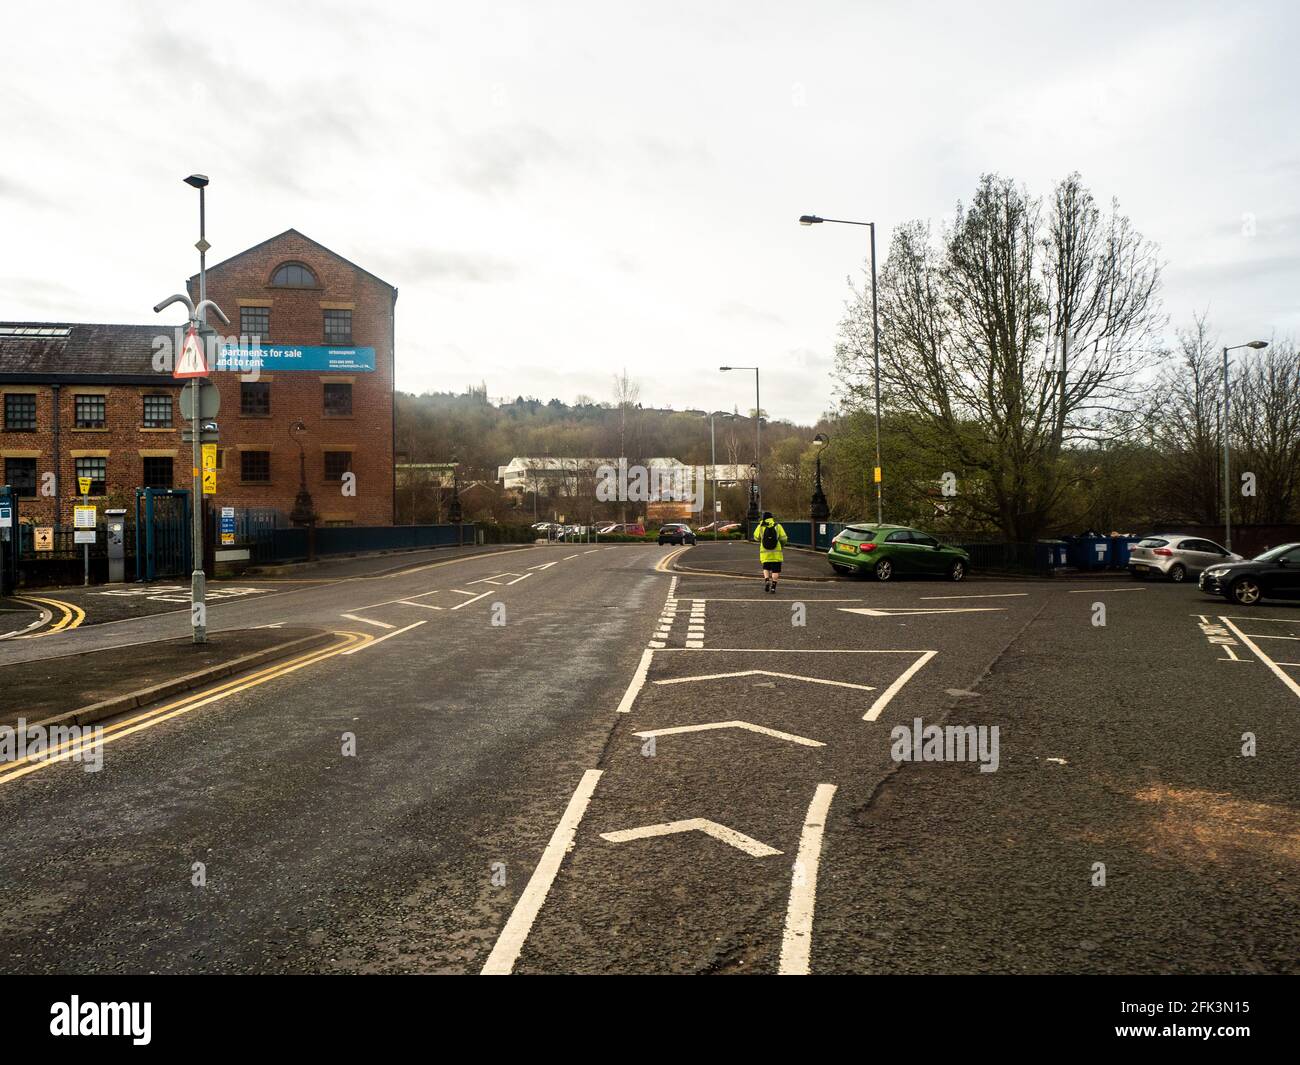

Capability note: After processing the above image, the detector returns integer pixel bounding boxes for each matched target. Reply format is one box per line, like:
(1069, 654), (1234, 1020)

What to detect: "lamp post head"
(184, 174), (210, 189)
(799, 215), (823, 226)
(719, 366), (732, 371)
(1247, 340), (1269, 349)
(813, 432), (830, 448)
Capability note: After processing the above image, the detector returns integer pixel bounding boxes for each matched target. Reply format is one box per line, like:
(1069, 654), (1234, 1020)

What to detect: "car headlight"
(1206, 568), (1228, 578)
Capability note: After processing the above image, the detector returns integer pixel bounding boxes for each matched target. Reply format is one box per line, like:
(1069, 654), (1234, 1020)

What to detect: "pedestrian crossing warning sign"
(174, 325), (209, 379)
(202, 469), (217, 495)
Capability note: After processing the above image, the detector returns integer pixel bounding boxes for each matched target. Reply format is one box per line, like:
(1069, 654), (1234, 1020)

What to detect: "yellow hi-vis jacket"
(753, 518), (788, 563)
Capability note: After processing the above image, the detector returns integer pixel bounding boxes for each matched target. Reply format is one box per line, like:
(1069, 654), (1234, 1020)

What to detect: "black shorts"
(762, 561), (782, 573)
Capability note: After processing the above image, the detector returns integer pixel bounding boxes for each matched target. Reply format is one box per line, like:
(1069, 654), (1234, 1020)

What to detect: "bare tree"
(838, 173), (1164, 540)
(1232, 340), (1300, 524)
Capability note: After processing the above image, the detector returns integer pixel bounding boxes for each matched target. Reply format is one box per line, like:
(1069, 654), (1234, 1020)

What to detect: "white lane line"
(1275, 662), (1300, 667)
(340, 613), (395, 630)
(681, 597), (867, 603)
(1218, 617), (1300, 701)
(399, 600), (444, 610)
(1245, 634), (1300, 640)
(564, 553), (581, 560)
(779, 783), (837, 975)
(529, 561), (560, 570)
(919, 593), (1028, 600)
(1209, 616), (1300, 624)
(341, 619), (427, 654)
(0, 602), (52, 640)
(634, 720), (824, 748)
(599, 818), (781, 857)
(864, 650), (938, 721)
(507, 573), (533, 585)
(655, 648), (931, 653)
(685, 640), (704, 648)
(451, 590), (494, 611)
(481, 768), (603, 975)
(1067, 587), (1145, 593)
(451, 589), (478, 596)
(583, 549), (599, 555)
(654, 669), (875, 692)
(616, 648), (655, 713)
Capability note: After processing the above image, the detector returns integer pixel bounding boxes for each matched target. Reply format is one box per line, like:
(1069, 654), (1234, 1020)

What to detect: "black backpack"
(761, 522), (779, 550)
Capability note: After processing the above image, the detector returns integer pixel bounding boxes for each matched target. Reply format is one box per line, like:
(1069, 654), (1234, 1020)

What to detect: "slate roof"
(0, 322), (178, 382)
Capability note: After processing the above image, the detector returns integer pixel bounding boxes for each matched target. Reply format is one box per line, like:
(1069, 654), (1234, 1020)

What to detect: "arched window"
(270, 261), (318, 288)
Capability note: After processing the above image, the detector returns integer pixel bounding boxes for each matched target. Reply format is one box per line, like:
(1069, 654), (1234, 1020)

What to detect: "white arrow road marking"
(633, 720), (825, 747)
(398, 600), (444, 610)
(839, 606), (1004, 617)
(481, 769), (603, 975)
(340, 613), (395, 629)
(507, 573), (533, 585)
(779, 783), (837, 975)
(654, 669), (875, 692)
(341, 620), (427, 654)
(451, 590), (494, 610)
(529, 561), (560, 570)
(1219, 617), (1300, 701)
(864, 650), (936, 720)
(466, 573), (524, 586)
(600, 818), (781, 857)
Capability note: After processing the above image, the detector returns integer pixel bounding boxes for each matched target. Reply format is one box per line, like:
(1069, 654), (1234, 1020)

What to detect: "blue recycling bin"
(1035, 540), (1069, 570)
(1067, 536), (1111, 570)
(1109, 536), (1142, 569)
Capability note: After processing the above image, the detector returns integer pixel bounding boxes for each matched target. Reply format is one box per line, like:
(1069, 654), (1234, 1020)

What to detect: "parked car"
(596, 523), (620, 534)
(827, 523), (970, 581)
(657, 523), (696, 545)
(716, 522), (741, 534)
(1127, 535), (1240, 582)
(1199, 542), (1300, 604)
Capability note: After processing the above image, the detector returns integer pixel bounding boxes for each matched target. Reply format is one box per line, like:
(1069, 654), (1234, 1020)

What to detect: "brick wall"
(188, 230), (395, 525)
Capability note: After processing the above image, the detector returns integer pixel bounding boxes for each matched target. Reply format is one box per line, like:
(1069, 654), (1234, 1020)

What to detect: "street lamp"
(699, 410), (737, 539)
(1222, 339), (1269, 552)
(799, 213), (883, 524)
(810, 432), (830, 548)
(153, 174), (228, 644)
(720, 365), (760, 521)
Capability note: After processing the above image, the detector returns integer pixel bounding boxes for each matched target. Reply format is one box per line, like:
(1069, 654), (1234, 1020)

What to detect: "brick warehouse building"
(0, 230), (396, 529)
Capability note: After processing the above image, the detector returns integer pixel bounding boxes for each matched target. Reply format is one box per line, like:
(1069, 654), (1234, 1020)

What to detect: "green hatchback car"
(827, 524), (971, 581)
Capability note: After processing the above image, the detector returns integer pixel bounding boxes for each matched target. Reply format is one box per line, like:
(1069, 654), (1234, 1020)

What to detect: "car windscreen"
(837, 527), (876, 542)
(1253, 543), (1300, 562)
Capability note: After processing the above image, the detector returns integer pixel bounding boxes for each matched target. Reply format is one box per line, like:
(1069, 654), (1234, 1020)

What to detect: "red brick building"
(0, 230), (397, 528)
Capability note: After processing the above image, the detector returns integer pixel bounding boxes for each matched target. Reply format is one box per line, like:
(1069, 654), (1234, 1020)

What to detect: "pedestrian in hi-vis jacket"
(753, 511), (789, 594)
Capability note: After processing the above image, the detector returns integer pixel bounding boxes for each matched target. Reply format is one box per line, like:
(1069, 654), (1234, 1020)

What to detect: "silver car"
(1128, 535), (1241, 582)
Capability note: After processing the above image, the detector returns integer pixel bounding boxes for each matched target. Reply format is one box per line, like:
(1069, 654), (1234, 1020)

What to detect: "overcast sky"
(2, 0), (1296, 424)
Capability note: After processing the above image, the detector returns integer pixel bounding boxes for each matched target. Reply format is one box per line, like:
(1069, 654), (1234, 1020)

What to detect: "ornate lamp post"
(810, 432), (830, 548)
(289, 420), (318, 560)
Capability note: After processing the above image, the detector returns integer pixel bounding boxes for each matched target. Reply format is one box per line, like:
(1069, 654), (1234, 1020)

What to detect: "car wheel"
(1230, 577), (1262, 605)
(1168, 563), (1187, 583)
(875, 559), (894, 582)
(949, 560), (965, 581)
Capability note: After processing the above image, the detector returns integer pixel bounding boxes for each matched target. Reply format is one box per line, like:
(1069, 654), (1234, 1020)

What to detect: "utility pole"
(154, 174), (229, 644)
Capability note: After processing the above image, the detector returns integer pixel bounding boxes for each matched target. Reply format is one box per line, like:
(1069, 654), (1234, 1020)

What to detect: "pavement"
(0, 540), (1295, 974)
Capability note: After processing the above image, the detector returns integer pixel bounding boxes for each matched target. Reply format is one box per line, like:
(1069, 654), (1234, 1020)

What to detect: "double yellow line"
(13, 595), (84, 638)
(0, 629), (372, 786)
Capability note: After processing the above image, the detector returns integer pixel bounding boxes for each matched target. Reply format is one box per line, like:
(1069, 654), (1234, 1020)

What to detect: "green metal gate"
(134, 488), (191, 581)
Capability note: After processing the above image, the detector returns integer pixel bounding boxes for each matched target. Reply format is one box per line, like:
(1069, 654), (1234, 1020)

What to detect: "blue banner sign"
(215, 343), (376, 373)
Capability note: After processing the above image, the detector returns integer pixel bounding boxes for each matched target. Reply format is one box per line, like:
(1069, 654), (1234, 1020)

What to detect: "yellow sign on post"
(202, 444), (217, 471)
(202, 469), (217, 495)
(78, 476), (93, 495)
(34, 527), (54, 552)
(873, 466), (882, 484)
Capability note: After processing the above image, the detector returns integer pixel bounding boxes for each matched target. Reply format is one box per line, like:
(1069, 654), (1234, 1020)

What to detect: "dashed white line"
(919, 593), (1028, 600)
(451, 590), (494, 610)
(864, 650), (938, 721)
(481, 768), (604, 975)
(616, 649), (655, 714)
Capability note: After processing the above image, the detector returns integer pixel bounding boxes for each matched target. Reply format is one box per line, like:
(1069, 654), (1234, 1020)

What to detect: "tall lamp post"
(1222, 339), (1269, 552)
(810, 432), (830, 548)
(701, 410), (737, 539)
(720, 366), (760, 522)
(799, 214), (883, 524)
(153, 174), (229, 644)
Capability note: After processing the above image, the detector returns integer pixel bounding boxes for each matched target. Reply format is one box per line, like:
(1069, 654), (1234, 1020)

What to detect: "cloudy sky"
(2, 0), (1296, 424)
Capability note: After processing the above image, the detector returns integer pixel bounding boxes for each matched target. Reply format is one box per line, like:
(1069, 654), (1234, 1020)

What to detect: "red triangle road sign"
(174, 324), (209, 378)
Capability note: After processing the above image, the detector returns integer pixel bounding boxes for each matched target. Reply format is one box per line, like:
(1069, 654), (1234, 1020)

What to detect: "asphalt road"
(0, 542), (1295, 973)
